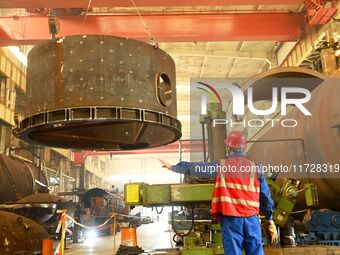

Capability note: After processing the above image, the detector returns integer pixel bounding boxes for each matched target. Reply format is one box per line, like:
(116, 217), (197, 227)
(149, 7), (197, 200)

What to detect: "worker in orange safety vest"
(160, 131), (278, 255)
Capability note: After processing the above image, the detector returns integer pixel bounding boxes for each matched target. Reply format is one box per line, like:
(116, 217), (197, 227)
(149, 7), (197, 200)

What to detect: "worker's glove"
(267, 220), (278, 245)
(211, 213), (220, 223)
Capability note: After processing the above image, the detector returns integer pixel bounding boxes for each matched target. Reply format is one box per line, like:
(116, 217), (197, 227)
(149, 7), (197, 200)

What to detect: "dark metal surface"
(18, 35), (181, 150)
(17, 193), (76, 234)
(82, 187), (111, 208)
(82, 187), (126, 215)
(0, 154), (48, 204)
(247, 67), (340, 211)
(17, 193), (76, 216)
(17, 193), (67, 203)
(0, 210), (48, 254)
(0, 203), (57, 223)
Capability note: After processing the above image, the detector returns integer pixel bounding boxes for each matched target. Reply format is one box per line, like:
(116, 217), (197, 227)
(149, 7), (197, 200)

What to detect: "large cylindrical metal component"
(18, 35), (181, 150)
(16, 193), (76, 234)
(0, 210), (48, 255)
(247, 68), (340, 211)
(16, 193), (74, 223)
(0, 154), (47, 203)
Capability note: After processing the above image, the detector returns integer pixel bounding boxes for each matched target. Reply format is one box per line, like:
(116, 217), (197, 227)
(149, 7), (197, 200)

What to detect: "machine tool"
(125, 67), (340, 254)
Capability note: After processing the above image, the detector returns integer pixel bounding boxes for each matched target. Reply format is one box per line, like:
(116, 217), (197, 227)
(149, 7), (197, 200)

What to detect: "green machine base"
(181, 233), (214, 255)
(207, 224), (224, 254)
(181, 248), (214, 255)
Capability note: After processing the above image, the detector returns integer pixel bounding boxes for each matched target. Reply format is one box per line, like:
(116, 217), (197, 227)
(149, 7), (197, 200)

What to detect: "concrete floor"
(64, 220), (174, 255)
(62, 221), (340, 255)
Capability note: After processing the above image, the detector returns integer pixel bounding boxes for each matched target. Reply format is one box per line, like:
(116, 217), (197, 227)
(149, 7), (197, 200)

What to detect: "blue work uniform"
(171, 152), (274, 255)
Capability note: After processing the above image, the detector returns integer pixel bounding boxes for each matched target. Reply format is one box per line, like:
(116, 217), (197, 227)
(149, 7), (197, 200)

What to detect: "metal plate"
(18, 35), (181, 150)
(0, 210), (48, 254)
(0, 154), (48, 204)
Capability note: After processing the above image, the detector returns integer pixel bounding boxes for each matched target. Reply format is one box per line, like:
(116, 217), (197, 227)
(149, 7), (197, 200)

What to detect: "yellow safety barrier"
(113, 214), (117, 254)
(55, 211), (148, 255)
(56, 210), (68, 255)
(121, 227), (137, 246)
(42, 239), (53, 255)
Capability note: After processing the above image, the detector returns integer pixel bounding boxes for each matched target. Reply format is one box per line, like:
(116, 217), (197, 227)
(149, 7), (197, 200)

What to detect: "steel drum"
(18, 35), (181, 150)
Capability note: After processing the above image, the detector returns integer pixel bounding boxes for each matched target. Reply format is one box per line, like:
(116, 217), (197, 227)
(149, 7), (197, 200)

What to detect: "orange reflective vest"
(211, 157), (260, 217)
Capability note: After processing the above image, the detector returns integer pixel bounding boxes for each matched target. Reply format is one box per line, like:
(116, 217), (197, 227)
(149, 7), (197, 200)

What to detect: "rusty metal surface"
(0, 203), (57, 223)
(247, 67), (340, 211)
(17, 193), (67, 203)
(18, 35), (181, 150)
(0, 210), (48, 254)
(0, 154), (47, 204)
(243, 67), (325, 102)
(17, 193), (76, 221)
(15, 193), (76, 235)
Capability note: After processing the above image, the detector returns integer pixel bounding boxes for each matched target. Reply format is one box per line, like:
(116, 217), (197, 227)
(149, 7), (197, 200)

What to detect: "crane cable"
(130, 0), (157, 46)
(80, 0), (93, 34)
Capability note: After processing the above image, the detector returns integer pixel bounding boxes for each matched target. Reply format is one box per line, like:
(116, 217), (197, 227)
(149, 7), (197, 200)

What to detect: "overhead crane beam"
(0, 0), (304, 8)
(0, 13), (305, 46)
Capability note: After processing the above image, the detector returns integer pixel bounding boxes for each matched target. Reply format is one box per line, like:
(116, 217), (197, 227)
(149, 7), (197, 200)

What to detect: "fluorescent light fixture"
(35, 179), (47, 187)
(8, 46), (27, 67)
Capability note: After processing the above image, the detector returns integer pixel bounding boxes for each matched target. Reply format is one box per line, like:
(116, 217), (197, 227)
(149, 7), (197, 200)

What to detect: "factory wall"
(106, 152), (204, 191)
(0, 47), (109, 193)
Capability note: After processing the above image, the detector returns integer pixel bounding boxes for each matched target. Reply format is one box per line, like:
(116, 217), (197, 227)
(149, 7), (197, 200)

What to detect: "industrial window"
(91, 156), (99, 168)
(0, 76), (6, 104)
(100, 160), (106, 172)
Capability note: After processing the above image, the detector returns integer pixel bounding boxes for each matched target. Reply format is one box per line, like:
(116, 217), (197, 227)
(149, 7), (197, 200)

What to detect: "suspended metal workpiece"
(18, 35), (181, 150)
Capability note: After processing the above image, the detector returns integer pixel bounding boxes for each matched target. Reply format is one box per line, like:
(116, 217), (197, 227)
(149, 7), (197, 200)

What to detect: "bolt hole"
(156, 73), (172, 107)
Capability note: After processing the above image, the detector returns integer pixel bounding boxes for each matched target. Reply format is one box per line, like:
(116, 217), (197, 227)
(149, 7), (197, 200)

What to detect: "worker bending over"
(160, 131), (278, 255)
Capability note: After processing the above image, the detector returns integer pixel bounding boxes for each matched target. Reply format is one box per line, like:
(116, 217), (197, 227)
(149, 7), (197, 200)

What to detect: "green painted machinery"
(268, 179), (318, 227)
(125, 183), (214, 207)
(124, 179), (318, 254)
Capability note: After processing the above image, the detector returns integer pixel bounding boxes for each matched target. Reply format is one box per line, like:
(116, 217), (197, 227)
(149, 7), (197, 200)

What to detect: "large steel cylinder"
(16, 193), (73, 223)
(247, 67), (340, 211)
(0, 154), (48, 203)
(0, 210), (48, 254)
(18, 35), (181, 150)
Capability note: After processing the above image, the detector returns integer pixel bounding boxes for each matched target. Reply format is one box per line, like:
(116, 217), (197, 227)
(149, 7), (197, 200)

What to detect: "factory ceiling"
(0, 1), (335, 139)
